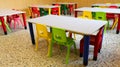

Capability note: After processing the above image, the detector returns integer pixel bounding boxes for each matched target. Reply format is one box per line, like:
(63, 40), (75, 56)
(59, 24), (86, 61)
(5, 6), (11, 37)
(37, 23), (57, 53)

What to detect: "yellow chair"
(35, 24), (51, 56)
(78, 11), (92, 19)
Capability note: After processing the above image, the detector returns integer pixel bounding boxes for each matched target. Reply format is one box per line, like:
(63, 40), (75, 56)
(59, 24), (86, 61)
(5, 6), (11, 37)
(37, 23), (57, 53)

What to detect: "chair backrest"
(95, 12), (106, 21)
(31, 7), (39, 13)
(39, 8), (48, 16)
(109, 5), (118, 8)
(36, 24), (48, 38)
(61, 4), (68, 10)
(52, 27), (67, 43)
(82, 11), (92, 19)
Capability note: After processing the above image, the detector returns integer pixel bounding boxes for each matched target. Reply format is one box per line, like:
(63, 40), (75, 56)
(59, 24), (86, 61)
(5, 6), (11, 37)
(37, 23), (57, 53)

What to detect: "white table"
(27, 15), (107, 66)
(74, 7), (120, 34)
(92, 3), (120, 7)
(30, 5), (60, 16)
(0, 9), (27, 35)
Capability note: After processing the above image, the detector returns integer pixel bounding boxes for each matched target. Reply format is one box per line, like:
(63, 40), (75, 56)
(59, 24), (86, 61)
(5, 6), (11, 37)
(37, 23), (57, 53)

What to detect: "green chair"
(48, 27), (77, 64)
(0, 21), (11, 32)
(94, 12), (109, 33)
(61, 4), (68, 15)
(39, 8), (48, 16)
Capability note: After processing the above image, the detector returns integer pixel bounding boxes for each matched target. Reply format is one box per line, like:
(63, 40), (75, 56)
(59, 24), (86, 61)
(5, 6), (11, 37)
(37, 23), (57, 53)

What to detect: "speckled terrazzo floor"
(0, 28), (120, 67)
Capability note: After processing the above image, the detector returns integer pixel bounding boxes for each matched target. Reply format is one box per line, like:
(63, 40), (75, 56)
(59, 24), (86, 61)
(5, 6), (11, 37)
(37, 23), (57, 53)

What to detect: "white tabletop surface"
(74, 7), (120, 14)
(92, 3), (120, 7)
(30, 5), (59, 8)
(0, 9), (25, 16)
(27, 15), (107, 35)
(53, 2), (76, 4)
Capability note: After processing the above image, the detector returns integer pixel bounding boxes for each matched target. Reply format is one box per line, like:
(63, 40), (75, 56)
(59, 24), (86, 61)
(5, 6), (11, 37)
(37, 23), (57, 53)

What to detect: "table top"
(27, 15), (107, 35)
(30, 5), (59, 8)
(53, 2), (76, 5)
(74, 7), (120, 14)
(92, 3), (120, 7)
(0, 9), (25, 17)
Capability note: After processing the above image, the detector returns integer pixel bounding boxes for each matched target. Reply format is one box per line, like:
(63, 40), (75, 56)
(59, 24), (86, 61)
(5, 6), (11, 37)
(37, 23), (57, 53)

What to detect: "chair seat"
(66, 37), (74, 46)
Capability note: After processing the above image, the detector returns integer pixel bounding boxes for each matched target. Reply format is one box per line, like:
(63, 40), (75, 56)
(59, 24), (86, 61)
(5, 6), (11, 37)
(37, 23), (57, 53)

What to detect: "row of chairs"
(30, 4), (74, 18)
(35, 24), (77, 64)
(30, 6), (59, 18)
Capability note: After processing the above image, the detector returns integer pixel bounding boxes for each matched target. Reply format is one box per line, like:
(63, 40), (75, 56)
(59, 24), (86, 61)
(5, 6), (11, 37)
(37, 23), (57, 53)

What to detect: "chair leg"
(48, 40), (53, 57)
(66, 46), (70, 64)
(93, 43), (99, 61)
(4, 22), (11, 32)
(73, 42), (77, 55)
(111, 17), (118, 30)
(35, 37), (39, 51)
(47, 39), (51, 56)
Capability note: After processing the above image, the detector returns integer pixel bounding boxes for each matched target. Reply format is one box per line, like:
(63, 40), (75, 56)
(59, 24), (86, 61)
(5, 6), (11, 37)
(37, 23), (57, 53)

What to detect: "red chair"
(106, 5), (118, 28)
(30, 7), (40, 18)
(68, 4), (74, 15)
(80, 26), (104, 61)
(51, 4), (59, 15)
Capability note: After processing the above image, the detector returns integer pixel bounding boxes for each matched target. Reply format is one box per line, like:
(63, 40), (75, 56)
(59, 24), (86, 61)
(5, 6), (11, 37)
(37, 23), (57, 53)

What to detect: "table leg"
(75, 3), (77, 9)
(75, 11), (78, 18)
(0, 17), (7, 35)
(83, 35), (90, 66)
(48, 8), (51, 15)
(28, 22), (35, 45)
(22, 13), (27, 29)
(116, 14), (120, 34)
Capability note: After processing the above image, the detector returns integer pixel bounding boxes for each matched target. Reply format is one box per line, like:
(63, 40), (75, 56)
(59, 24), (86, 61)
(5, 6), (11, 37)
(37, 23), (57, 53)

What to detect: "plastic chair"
(6, 9), (24, 29)
(68, 4), (74, 15)
(39, 8), (48, 16)
(48, 27), (77, 64)
(95, 12), (109, 33)
(30, 7), (40, 18)
(0, 17), (11, 32)
(35, 24), (51, 55)
(78, 11), (92, 19)
(80, 26), (104, 60)
(61, 4), (68, 15)
(51, 4), (59, 15)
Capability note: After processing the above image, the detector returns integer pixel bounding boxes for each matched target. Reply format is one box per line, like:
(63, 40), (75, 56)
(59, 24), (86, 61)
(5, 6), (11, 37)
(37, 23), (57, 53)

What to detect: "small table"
(92, 3), (120, 7)
(0, 9), (27, 35)
(74, 7), (120, 34)
(27, 15), (107, 66)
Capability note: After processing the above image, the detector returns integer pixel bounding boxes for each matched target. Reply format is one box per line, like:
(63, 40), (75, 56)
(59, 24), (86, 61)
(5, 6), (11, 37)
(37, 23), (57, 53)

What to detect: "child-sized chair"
(30, 7), (40, 18)
(51, 4), (59, 15)
(35, 24), (51, 56)
(61, 4), (68, 15)
(78, 11), (92, 19)
(68, 4), (74, 15)
(48, 27), (77, 64)
(80, 26), (104, 61)
(39, 8), (48, 16)
(7, 9), (24, 29)
(95, 12), (109, 33)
